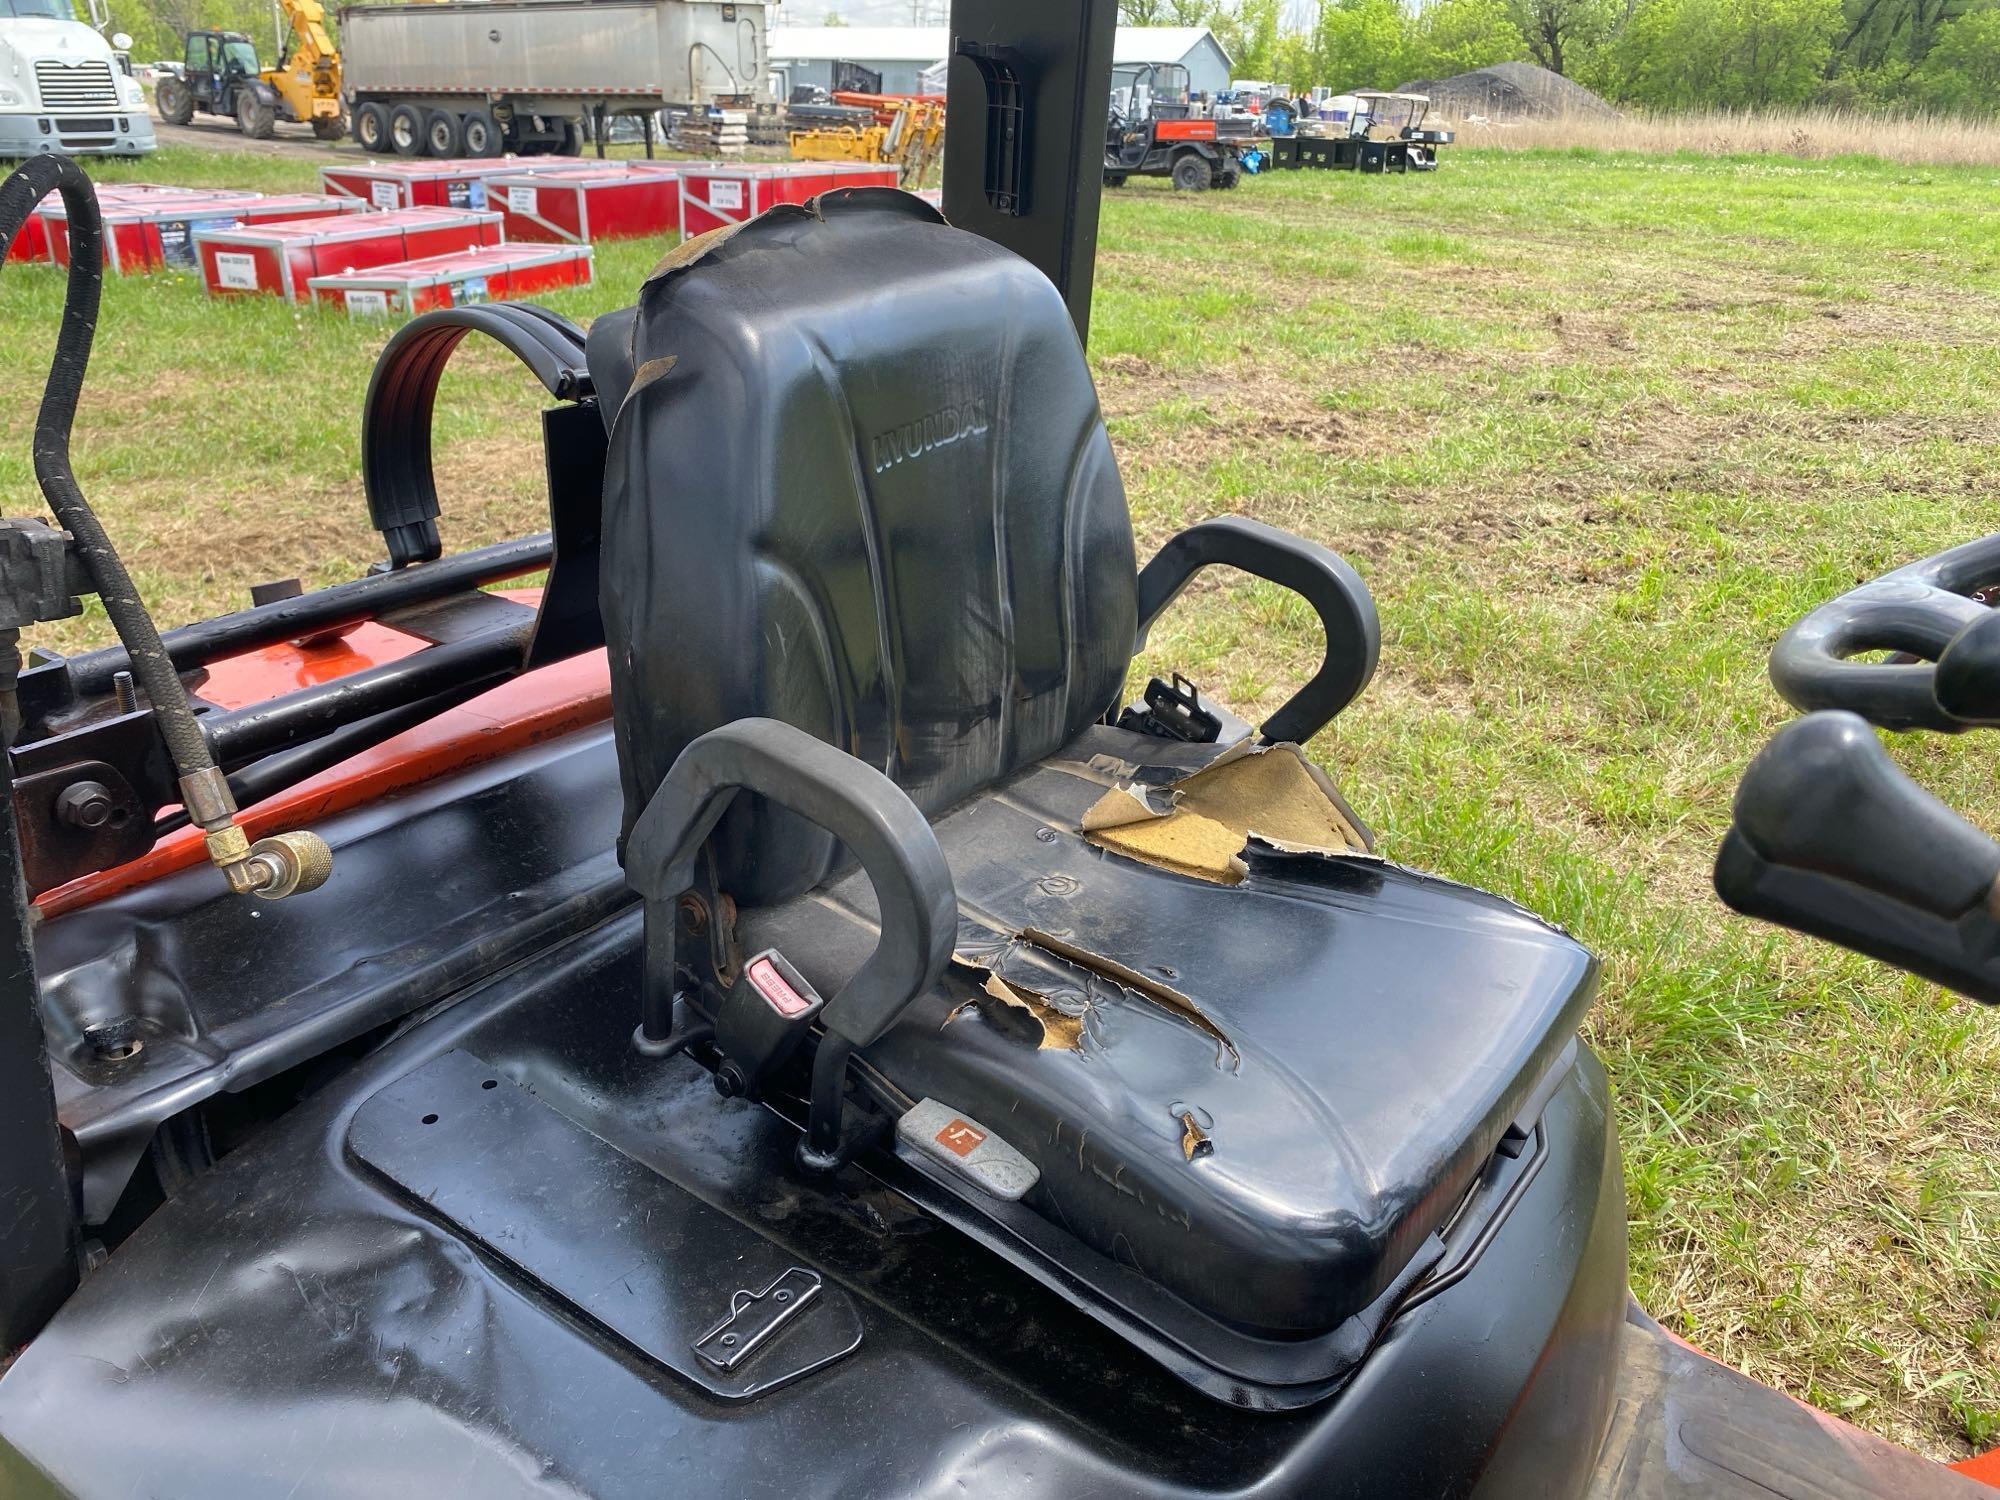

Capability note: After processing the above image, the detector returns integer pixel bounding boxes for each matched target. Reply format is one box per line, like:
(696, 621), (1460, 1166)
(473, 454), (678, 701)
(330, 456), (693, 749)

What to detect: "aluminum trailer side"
(339, 0), (764, 157)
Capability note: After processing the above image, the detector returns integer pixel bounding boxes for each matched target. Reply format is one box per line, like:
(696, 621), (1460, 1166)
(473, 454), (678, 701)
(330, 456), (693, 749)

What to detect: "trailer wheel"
(460, 107), (501, 158)
(424, 109), (464, 158)
(388, 103), (425, 157)
(1171, 152), (1210, 191)
(353, 101), (390, 154)
(554, 119), (582, 157)
(154, 74), (194, 127)
(236, 87), (275, 141)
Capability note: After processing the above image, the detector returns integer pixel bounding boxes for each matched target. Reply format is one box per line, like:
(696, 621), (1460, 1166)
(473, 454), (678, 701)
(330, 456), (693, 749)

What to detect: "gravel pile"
(1393, 61), (1618, 120)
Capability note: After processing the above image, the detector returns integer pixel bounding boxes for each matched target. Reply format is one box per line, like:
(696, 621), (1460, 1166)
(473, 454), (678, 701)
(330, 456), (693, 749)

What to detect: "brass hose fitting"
(178, 767), (333, 900)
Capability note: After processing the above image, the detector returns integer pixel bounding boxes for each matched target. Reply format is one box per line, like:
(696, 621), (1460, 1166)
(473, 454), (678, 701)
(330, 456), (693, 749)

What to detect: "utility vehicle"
(0, 4), (1994, 1495)
(1105, 60), (1251, 190)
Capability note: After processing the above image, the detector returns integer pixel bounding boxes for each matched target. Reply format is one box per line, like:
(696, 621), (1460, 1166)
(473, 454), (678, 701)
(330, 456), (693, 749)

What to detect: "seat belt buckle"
(711, 949), (825, 1101)
(1117, 672), (1222, 744)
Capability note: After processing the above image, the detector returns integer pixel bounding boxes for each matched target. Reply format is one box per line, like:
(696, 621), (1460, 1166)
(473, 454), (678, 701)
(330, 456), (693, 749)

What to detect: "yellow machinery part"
(787, 99), (945, 189)
(263, 0), (341, 125)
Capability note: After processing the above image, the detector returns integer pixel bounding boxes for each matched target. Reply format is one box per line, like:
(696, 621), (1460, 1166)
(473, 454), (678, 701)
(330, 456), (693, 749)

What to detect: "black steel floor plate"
(349, 1048), (862, 1401)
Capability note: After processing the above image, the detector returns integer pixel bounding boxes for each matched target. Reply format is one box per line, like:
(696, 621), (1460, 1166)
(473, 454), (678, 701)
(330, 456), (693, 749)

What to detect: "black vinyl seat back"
(593, 191), (1138, 904)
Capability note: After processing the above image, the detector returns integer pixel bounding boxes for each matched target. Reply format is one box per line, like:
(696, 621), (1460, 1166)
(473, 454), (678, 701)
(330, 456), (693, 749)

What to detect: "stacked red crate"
(194, 208), (504, 300)
(677, 162), (901, 240)
(39, 190), (368, 275)
(490, 161), (713, 244)
(308, 243), (594, 317)
(5, 216), (47, 265)
(320, 159), (527, 213)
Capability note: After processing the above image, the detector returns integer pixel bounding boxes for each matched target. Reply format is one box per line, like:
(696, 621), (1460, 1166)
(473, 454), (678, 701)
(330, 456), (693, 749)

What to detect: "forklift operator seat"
(587, 190), (1596, 1365)
(591, 190), (1139, 906)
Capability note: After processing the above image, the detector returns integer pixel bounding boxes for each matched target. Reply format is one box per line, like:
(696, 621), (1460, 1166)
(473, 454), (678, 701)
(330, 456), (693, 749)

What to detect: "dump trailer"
(339, 0), (766, 158)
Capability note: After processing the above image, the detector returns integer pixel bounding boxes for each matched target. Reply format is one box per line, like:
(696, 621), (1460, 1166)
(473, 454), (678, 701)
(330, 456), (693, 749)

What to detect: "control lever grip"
(1934, 609), (2000, 727)
(1717, 711), (2000, 1005)
(1730, 711), (2000, 917)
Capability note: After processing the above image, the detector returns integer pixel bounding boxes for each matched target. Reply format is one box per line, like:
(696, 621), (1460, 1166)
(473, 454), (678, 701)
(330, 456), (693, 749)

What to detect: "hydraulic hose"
(0, 158), (329, 900)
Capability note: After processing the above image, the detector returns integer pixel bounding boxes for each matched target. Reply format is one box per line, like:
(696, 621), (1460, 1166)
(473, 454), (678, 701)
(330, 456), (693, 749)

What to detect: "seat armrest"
(1134, 516), (1380, 743)
(625, 717), (958, 1049)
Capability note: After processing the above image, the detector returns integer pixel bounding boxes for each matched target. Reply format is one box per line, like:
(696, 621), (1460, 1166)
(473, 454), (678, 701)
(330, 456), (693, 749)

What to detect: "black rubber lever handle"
(1767, 528), (2000, 733)
(625, 718), (958, 1049)
(1716, 711), (2000, 1004)
(1934, 609), (2000, 727)
(1134, 516), (1381, 744)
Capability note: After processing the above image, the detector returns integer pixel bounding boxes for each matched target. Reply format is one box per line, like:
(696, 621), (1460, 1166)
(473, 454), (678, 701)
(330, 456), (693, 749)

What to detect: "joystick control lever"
(1716, 711), (2000, 1004)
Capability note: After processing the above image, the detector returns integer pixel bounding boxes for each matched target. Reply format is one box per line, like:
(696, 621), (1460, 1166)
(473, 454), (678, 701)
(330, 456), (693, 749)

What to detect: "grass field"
(3, 142), (1998, 1458)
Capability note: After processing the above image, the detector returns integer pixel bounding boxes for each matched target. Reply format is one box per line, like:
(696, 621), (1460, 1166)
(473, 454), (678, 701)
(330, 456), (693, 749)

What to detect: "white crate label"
(708, 179), (744, 211)
(456, 276), (489, 305)
(213, 251), (259, 290)
(343, 288), (390, 317)
(509, 185), (538, 215)
(369, 180), (400, 209)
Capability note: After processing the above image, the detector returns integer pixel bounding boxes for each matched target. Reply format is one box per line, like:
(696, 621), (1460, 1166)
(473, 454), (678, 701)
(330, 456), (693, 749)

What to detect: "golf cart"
(0, 2), (1993, 1494)
(1360, 90), (1454, 170)
(1271, 91), (1452, 174)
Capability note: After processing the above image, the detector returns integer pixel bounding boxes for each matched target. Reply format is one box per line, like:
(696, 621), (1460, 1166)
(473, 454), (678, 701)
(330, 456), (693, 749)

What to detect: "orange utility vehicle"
(1104, 61), (1253, 190)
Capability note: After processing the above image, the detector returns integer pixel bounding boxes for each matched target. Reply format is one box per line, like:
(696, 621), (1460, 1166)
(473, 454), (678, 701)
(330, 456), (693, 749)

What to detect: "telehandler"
(0, 3), (1994, 1494)
(154, 0), (342, 141)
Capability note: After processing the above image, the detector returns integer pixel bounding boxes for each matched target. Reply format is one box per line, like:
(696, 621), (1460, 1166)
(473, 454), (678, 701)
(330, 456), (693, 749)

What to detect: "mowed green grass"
(3, 142), (1999, 1456)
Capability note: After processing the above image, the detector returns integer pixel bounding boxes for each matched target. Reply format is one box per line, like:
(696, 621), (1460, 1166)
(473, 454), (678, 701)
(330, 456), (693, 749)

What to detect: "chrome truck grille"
(35, 59), (118, 111)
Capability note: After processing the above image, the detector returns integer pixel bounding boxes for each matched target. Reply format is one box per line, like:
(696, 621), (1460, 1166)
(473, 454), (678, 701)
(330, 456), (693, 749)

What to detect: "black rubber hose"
(150, 672), (504, 837)
(0, 158), (215, 779)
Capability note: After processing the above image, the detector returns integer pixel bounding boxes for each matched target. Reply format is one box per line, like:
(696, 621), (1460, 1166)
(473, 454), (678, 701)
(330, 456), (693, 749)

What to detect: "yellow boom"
(262, 0), (344, 138)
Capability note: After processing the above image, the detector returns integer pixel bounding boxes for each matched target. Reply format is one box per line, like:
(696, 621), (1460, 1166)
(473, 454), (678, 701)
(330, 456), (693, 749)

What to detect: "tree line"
(100, 0), (2000, 118)
(1122, 0), (2000, 115)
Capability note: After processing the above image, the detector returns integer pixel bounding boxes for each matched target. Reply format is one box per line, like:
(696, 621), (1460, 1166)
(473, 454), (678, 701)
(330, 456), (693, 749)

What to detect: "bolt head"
(55, 780), (115, 830)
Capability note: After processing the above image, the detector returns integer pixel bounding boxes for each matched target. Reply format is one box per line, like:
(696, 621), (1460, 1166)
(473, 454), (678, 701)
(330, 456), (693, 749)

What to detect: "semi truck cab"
(0, 0), (153, 157)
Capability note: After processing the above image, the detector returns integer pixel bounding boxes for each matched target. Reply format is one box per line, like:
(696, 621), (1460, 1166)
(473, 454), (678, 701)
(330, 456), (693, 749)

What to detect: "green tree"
(1911, 3), (2000, 109)
(1610, 0), (1839, 106)
(1119, 0), (1222, 21)
(1507, 0), (1613, 74)
(1209, 0), (1283, 78)
(1834, 0), (1979, 75)
(1416, 0), (1529, 75)
(1312, 0), (1422, 88)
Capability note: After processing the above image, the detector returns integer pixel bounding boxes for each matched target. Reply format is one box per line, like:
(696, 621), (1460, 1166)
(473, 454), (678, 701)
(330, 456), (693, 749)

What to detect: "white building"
(768, 25), (1234, 99)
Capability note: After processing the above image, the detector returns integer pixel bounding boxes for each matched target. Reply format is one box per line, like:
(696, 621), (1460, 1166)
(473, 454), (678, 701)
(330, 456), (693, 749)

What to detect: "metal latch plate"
(693, 1267), (823, 1372)
(349, 1049), (863, 1401)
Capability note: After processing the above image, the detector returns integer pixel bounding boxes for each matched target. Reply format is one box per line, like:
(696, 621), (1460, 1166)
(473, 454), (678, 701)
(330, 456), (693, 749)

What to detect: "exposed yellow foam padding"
(1080, 743), (1367, 885)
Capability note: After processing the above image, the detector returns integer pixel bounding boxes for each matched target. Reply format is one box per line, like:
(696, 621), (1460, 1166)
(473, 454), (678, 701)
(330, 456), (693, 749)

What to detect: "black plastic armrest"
(625, 718), (958, 1048)
(1716, 711), (2000, 1005)
(1134, 516), (1380, 743)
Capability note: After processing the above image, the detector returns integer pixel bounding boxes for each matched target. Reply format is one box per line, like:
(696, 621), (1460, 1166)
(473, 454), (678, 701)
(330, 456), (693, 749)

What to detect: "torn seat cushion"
(738, 725), (1599, 1339)
(594, 190), (1138, 905)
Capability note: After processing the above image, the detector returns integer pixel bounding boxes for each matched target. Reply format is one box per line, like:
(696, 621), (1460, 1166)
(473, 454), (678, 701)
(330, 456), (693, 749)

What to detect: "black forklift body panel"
(4, 0), (1982, 1491)
(0, 869), (1631, 1499)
